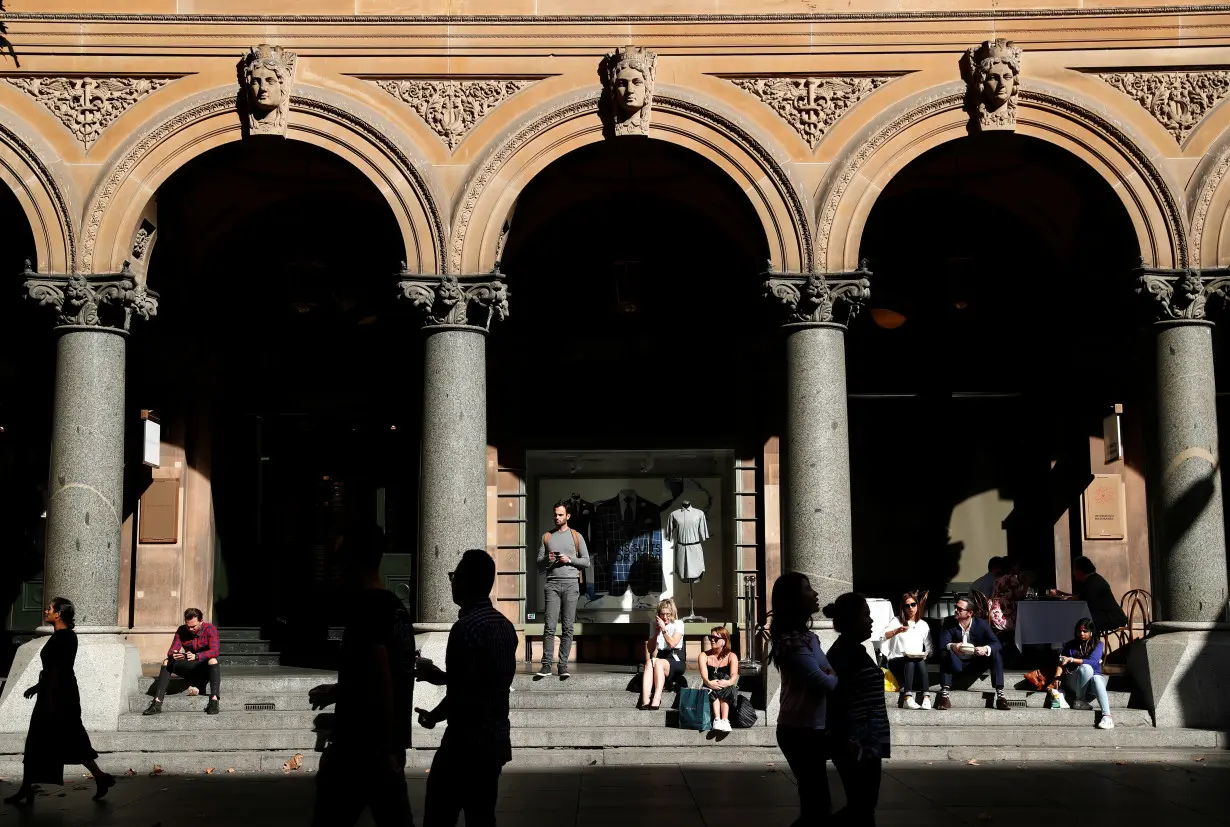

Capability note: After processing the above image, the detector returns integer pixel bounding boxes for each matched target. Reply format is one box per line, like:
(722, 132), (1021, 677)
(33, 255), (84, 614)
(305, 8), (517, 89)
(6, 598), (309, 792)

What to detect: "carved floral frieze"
(374, 79), (534, 150)
(730, 76), (891, 150)
(6, 76), (172, 150)
(1097, 70), (1230, 145)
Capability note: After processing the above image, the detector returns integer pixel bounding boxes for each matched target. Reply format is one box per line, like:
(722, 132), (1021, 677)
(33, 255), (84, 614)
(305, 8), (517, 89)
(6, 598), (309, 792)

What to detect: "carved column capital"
(23, 261), (159, 332)
(396, 264), (509, 331)
(1136, 262), (1230, 323)
(763, 261), (872, 329)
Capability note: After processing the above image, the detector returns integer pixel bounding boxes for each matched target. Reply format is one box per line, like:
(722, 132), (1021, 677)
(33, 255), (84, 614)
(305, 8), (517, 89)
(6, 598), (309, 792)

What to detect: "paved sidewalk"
(0, 759), (1224, 826)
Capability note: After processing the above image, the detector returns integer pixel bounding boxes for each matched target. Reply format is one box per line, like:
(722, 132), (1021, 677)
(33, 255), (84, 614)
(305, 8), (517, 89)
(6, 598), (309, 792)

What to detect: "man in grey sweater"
(537, 501), (591, 680)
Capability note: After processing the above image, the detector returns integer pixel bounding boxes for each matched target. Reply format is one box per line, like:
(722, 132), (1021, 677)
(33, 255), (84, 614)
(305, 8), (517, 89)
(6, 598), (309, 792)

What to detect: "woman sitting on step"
(1051, 617), (1114, 730)
(880, 590), (933, 710)
(697, 626), (740, 732)
(638, 598), (685, 711)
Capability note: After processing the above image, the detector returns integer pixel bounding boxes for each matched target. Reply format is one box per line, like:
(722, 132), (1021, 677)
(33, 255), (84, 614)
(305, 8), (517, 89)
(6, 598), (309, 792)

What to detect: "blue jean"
(1063, 664), (1110, 712)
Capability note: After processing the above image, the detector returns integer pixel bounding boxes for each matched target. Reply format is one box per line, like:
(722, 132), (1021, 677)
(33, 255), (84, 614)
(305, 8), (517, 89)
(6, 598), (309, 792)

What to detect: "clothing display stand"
(679, 580), (706, 623)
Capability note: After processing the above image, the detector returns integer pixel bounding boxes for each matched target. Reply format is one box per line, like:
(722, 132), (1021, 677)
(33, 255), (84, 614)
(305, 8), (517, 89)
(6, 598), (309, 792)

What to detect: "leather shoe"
(995, 696), (1011, 711)
(936, 694), (951, 711)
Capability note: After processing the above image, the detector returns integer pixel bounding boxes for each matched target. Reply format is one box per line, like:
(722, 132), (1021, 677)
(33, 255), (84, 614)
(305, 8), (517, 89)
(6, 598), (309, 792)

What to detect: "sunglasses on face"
(904, 602), (917, 608)
(954, 607), (972, 614)
(706, 635), (723, 642)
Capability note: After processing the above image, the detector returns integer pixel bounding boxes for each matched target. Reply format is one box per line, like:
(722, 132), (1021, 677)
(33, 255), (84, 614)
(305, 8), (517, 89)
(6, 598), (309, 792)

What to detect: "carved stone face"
(981, 59), (1016, 110)
(614, 67), (647, 114)
(247, 63), (285, 112)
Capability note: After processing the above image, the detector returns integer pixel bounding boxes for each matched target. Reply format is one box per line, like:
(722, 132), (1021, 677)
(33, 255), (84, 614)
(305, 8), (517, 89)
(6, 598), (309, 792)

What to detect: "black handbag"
(733, 694), (758, 728)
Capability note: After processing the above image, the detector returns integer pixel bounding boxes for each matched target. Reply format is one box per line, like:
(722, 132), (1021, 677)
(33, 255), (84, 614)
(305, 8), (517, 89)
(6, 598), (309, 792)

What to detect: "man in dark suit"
(937, 596), (1010, 711)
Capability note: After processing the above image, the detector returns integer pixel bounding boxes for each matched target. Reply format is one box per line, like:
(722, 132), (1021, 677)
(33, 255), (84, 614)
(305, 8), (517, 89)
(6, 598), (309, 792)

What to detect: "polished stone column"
(764, 264), (870, 608)
(0, 262), (155, 733)
(397, 267), (509, 625)
(1138, 266), (1230, 623)
(1132, 265), (1230, 728)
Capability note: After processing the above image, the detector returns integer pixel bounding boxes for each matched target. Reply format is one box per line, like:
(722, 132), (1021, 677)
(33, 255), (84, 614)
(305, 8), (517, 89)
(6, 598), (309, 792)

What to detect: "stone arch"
(1189, 128), (1230, 268)
(0, 110), (77, 273)
(817, 81), (1188, 272)
(451, 86), (812, 275)
(82, 84), (446, 276)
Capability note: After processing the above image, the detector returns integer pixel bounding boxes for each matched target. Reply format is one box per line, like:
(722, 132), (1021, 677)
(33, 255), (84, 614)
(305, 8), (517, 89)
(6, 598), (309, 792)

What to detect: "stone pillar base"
(1128, 622), (1230, 728)
(412, 625), (452, 735)
(0, 632), (142, 733)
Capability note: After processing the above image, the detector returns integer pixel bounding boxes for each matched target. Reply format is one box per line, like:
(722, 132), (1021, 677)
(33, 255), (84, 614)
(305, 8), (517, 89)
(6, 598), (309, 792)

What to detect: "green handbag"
(677, 686), (712, 731)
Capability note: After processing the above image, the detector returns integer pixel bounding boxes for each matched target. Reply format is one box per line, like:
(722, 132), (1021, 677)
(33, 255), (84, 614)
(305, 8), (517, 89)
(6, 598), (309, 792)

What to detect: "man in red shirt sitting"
(143, 608), (221, 715)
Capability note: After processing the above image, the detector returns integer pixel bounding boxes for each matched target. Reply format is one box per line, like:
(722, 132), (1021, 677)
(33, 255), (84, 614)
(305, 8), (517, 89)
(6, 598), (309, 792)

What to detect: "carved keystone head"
(960, 39), (1022, 132)
(238, 44), (297, 136)
(599, 46), (657, 136)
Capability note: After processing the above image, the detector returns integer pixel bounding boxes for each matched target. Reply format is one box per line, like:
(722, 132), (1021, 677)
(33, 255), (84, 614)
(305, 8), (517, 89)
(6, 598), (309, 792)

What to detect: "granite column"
(1132, 265), (1230, 728)
(397, 268), (508, 733)
(764, 265), (870, 608)
(0, 263), (155, 733)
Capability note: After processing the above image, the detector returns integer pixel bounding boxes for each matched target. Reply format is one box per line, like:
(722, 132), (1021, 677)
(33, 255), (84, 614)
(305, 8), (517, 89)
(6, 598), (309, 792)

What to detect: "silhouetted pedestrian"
(823, 593), (890, 827)
(415, 548), (517, 827)
(767, 572), (837, 826)
(308, 524), (416, 827)
(5, 597), (115, 805)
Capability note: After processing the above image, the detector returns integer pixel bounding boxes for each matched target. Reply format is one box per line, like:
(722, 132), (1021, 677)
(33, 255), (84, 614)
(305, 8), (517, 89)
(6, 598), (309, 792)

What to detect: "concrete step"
(118, 710), (323, 732)
(507, 708), (766, 728)
(217, 639), (277, 655)
(508, 687), (727, 709)
(893, 726), (1229, 748)
(0, 729), (320, 754)
(511, 670), (646, 691)
(217, 628), (267, 641)
(216, 653), (282, 666)
(413, 726), (780, 749)
(886, 707), (1152, 727)
(885, 689), (1134, 710)
(128, 693), (316, 713)
(921, 669), (1134, 693)
(0, 751), (322, 776)
(137, 669), (335, 696)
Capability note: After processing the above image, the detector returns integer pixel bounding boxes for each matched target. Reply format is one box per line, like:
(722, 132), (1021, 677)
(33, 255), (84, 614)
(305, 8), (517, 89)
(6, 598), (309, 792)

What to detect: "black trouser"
(154, 658), (220, 700)
(776, 727), (831, 826)
(887, 657), (928, 699)
(832, 752), (883, 827)
(310, 745), (413, 827)
(424, 743), (503, 827)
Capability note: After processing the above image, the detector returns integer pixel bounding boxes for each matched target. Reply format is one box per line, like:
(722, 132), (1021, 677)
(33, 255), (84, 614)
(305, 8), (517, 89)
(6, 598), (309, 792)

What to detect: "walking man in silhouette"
(415, 548), (518, 827)
(308, 524), (416, 827)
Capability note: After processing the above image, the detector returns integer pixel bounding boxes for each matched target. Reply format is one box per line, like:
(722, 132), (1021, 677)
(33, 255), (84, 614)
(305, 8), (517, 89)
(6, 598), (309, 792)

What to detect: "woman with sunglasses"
(697, 627), (739, 732)
(880, 590), (933, 710)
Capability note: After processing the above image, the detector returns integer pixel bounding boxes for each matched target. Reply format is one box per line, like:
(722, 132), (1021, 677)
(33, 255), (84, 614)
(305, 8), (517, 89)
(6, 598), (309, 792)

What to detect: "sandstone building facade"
(0, 1), (1228, 729)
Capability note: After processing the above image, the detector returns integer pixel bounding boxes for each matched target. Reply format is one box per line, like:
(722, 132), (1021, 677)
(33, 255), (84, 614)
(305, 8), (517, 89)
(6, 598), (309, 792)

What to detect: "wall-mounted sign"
(141, 410), (160, 468)
(1083, 473), (1126, 540)
(1103, 403), (1123, 464)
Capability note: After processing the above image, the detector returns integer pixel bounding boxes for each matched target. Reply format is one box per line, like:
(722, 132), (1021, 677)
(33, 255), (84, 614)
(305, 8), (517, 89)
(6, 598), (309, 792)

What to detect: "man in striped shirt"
(416, 548), (517, 827)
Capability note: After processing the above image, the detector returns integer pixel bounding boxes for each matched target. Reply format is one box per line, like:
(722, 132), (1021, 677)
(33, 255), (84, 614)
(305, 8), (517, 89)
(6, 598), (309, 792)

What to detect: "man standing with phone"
(535, 500), (591, 680)
(143, 608), (221, 715)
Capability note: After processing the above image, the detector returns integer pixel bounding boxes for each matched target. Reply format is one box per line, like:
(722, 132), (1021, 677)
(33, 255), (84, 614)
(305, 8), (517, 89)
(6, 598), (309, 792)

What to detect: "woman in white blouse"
(880, 590), (933, 709)
(639, 598), (685, 711)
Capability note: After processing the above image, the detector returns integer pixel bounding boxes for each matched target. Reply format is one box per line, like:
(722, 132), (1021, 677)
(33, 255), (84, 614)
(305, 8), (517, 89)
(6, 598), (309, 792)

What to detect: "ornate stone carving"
(1137, 263), (1230, 322)
(397, 264), (509, 330)
(730, 76), (891, 150)
(6, 76), (172, 150)
(373, 79), (534, 150)
(1096, 70), (1230, 146)
(960, 39), (1021, 132)
(763, 261), (871, 327)
(237, 44), (297, 137)
(22, 260), (158, 331)
(599, 46), (656, 136)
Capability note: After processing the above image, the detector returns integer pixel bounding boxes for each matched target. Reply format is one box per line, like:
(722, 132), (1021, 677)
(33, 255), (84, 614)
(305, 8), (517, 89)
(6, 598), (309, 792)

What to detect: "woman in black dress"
(5, 597), (115, 805)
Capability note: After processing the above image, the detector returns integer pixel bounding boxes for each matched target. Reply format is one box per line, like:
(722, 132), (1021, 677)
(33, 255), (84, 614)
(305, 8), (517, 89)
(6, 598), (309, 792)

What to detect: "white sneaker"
(920, 695), (933, 710)
(718, 719), (732, 732)
(1097, 716), (1115, 730)
(904, 696), (921, 710)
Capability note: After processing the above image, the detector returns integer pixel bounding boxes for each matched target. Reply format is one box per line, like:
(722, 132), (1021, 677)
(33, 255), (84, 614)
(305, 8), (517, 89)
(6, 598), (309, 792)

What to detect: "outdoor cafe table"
(1014, 599), (1090, 651)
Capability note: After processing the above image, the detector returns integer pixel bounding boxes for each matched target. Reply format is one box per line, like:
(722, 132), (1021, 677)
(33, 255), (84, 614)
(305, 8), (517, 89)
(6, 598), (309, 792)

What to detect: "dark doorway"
(851, 133), (1141, 600)
(133, 139), (416, 643)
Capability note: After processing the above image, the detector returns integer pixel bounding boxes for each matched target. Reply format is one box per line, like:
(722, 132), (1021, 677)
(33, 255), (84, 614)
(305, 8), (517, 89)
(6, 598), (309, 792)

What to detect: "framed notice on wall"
(1083, 474), (1126, 540)
(139, 478), (180, 544)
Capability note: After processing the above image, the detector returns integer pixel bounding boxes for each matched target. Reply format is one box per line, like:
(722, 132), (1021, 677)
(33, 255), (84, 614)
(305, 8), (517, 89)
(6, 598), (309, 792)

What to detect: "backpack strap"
(571, 529), (585, 584)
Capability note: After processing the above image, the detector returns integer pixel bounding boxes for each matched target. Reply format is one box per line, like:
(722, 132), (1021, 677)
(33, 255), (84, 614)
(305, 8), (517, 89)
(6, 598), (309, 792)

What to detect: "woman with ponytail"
(5, 597), (115, 805)
(767, 573), (838, 825)
(1052, 617), (1114, 730)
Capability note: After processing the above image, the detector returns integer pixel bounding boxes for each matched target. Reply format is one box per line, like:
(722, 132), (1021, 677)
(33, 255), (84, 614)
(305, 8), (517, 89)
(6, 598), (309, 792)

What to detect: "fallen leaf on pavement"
(226, 768), (235, 774)
(283, 753), (303, 772)
(1195, 757), (1207, 762)
(966, 759), (980, 766)
(151, 764), (164, 776)
(976, 814), (992, 822)
(124, 769), (136, 776)
(204, 768), (215, 775)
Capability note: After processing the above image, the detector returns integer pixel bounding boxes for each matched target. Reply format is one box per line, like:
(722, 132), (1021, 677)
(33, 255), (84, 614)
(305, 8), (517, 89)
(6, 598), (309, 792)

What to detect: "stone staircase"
(216, 627), (281, 667)
(0, 663), (1225, 775)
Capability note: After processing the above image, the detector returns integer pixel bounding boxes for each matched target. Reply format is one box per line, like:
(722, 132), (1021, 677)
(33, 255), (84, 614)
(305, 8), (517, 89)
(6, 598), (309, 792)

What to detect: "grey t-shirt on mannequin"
(667, 505), (709, 582)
